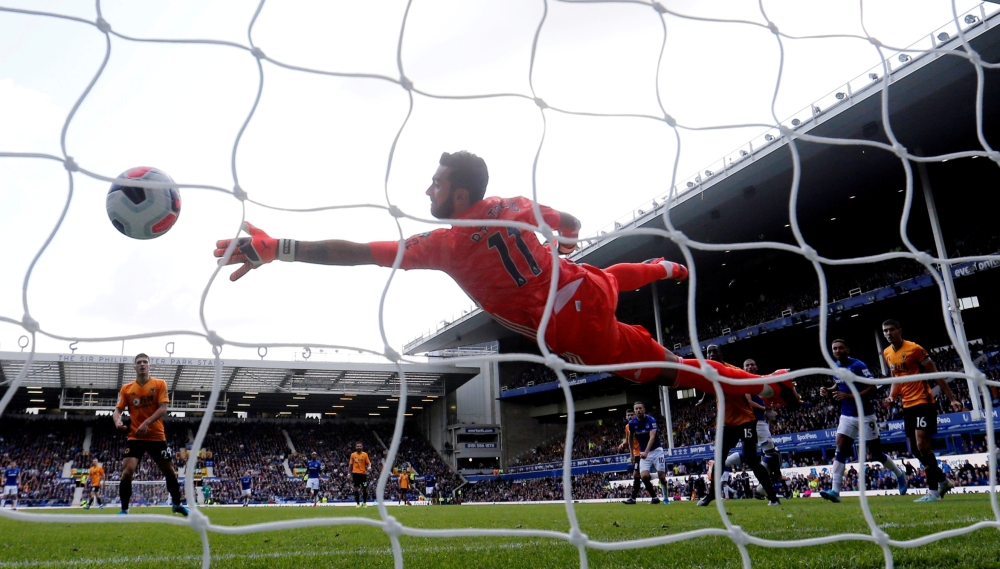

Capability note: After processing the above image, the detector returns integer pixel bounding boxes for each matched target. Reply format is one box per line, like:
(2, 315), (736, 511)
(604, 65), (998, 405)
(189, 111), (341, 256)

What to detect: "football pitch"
(2, 496), (999, 569)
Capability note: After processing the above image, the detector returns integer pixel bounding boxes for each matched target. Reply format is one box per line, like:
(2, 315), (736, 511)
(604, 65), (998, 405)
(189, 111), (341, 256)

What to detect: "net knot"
(384, 346), (401, 363)
(767, 22), (779, 35)
(834, 367), (856, 384)
(544, 353), (565, 371)
(382, 516), (404, 538)
(63, 156), (79, 172)
(206, 331), (225, 348)
(667, 230), (688, 248)
(568, 528), (589, 547)
(232, 184), (248, 202)
(970, 369), (987, 384)
(21, 314), (40, 334)
(892, 143), (907, 157)
(989, 151), (1000, 164)
(387, 205), (404, 218)
(188, 508), (211, 533)
(95, 17), (111, 34)
(250, 47), (266, 60)
(729, 525), (750, 546)
(777, 125), (793, 138)
(913, 251), (934, 267)
(534, 97), (548, 110)
(867, 37), (882, 48)
(400, 76), (413, 91)
(651, 2), (667, 14)
(800, 245), (818, 262)
(872, 528), (890, 546)
(663, 113), (677, 128)
(967, 52), (983, 67)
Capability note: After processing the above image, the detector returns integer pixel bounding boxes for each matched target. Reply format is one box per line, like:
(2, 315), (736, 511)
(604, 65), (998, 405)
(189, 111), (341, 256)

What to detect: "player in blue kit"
(2, 461), (20, 510)
(626, 401), (669, 504)
(819, 339), (907, 503)
(240, 470), (253, 507)
(306, 452), (323, 507)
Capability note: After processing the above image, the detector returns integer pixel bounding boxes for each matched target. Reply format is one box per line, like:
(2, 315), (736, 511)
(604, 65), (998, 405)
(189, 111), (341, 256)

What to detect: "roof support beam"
(170, 366), (183, 391)
(58, 361), (66, 389)
(116, 363), (125, 389)
(223, 366), (242, 392)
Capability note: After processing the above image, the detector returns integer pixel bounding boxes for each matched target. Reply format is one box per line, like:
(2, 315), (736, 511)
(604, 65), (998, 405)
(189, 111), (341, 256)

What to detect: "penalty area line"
(0, 539), (549, 568)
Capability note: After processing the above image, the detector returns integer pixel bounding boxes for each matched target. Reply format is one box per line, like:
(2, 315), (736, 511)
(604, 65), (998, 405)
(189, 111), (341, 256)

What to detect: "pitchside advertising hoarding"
(506, 409), (997, 474)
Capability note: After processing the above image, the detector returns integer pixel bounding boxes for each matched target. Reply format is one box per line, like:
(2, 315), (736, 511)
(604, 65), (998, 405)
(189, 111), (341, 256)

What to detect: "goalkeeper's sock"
(362, 488), (369, 503)
(606, 262), (668, 290)
(631, 477), (641, 500)
(354, 489), (360, 505)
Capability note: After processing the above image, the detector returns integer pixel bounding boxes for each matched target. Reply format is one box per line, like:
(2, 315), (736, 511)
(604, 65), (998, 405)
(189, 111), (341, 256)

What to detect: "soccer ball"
(106, 166), (181, 239)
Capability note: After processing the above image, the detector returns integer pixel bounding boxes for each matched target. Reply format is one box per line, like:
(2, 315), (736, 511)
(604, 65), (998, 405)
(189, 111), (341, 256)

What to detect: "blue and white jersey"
(627, 414), (661, 452)
(750, 395), (766, 421)
(4, 468), (19, 486)
(307, 460), (322, 479)
(833, 357), (876, 417)
(240, 476), (252, 490)
(424, 474), (435, 486)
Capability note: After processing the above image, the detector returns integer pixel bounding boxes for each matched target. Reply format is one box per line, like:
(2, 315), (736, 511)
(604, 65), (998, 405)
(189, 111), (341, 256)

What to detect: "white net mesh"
(1, 1), (1000, 568)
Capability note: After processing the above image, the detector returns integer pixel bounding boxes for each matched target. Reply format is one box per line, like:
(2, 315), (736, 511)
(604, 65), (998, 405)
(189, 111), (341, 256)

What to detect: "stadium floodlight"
(937, 32), (950, 41)
(686, 181), (695, 188)
(899, 53), (911, 63)
(791, 118), (801, 126)
(812, 106), (821, 114)
(638, 209), (645, 215)
(835, 92), (847, 100)
(651, 199), (659, 207)
(614, 222), (623, 230)
(695, 175), (702, 183)
(869, 72), (879, 80)
(965, 14), (979, 24)
(764, 134), (775, 142)
(739, 149), (749, 157)
(704, 170), (713, 177)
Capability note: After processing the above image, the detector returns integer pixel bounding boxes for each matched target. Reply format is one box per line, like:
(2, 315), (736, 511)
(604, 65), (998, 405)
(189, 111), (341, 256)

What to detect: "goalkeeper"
(214, 151), (798, 406)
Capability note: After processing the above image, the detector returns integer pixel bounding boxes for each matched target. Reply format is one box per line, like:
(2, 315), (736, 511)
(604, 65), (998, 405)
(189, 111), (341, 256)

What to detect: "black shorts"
(90, 485), (101, 493)
(352, 473), (367, 486)
(904, 404), (938, 437)
(721, 421), (760, 459)
(124, 440), (172, 461)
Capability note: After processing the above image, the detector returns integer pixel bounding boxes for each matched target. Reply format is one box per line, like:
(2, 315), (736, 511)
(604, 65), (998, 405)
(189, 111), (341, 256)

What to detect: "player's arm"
(745, 394), (766, 411)
(214, 222), (377, 281)
(921, 359), (962, 410)
(643, 429), (656, 457)
(135, 401), (168, 437)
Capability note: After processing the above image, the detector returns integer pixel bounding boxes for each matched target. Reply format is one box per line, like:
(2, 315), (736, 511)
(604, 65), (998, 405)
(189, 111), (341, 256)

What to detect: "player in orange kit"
(84, 458), (105, 509)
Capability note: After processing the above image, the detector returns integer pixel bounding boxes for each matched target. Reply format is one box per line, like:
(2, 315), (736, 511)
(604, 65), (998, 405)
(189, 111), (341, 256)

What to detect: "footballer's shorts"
(756, 420), (776, 452)
(836, 414), (880, 441)
(721, 421), (760, 462)
(242, 488), (252, 496)
(903, 404), (938, 437)
(2, 485), (17, 496)
(351, 473), (368, 487)
(638, 447), (665, 474)
(306, 477), (320, 490)
(545, 264), (666, 383)
(90, 484), (101, 494)
(124, 440), (172, 461)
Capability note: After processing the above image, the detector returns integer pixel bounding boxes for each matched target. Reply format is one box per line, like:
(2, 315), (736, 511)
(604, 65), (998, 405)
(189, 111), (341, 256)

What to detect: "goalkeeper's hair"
(440, 151), (489, 202)
(134, 352), (149, 362)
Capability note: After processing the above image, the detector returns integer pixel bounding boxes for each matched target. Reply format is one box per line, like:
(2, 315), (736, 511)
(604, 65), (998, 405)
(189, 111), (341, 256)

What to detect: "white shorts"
(638, 447), (665, 474)
(242, 488), (252, 496)
(836, 414), (880, 440)
(756, 421), (775, 452)
(426, 485), (434, 495)
(306, 478), (320, 490)
(3, 486), (16, 496)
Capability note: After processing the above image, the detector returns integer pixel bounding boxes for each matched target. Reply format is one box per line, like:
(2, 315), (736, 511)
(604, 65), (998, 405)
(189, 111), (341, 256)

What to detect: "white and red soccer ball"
(106, 166), (181, 239)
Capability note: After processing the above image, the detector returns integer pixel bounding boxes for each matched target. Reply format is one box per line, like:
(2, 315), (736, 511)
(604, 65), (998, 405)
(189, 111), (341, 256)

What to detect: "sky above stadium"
(0, 0), (987, 362)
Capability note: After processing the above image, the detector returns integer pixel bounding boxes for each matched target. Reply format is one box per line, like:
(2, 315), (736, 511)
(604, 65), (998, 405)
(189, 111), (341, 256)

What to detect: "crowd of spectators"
(503, 365), (583, 391)
(0, 417), (85, 506)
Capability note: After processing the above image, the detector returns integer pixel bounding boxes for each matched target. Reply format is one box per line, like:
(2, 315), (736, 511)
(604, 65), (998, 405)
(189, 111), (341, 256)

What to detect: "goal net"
(1, 1), (999, 568)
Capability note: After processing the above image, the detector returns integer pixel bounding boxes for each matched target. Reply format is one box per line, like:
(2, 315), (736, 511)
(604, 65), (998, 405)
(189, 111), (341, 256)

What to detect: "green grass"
(2, 495), (999, 568)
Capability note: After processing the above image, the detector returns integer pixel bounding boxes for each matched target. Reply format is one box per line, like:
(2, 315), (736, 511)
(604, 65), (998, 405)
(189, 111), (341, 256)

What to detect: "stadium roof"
(0, 351), (479, 417)
(404, 9), (1000, 356)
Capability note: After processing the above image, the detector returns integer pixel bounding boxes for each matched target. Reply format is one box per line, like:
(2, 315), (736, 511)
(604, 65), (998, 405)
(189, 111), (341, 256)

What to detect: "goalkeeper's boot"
(896, 474), (909, 496)
(363, 502), (368, 508)
(819, 489), (841, 503)
(172, 504), (190, 517)
(914, 492), (942, 502)
(355, 503), (362, 508)
(937, 479), (954, 498)
(643, 258), (688, 281)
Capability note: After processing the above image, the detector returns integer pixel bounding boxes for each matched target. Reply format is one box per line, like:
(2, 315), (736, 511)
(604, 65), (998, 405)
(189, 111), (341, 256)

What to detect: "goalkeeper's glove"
(214, 222), (296, 281)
